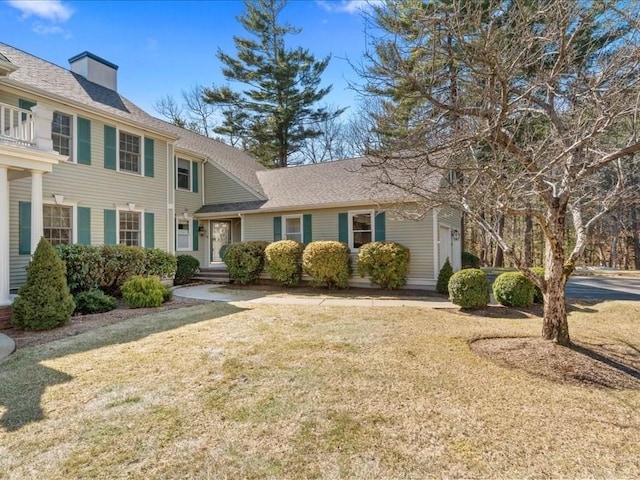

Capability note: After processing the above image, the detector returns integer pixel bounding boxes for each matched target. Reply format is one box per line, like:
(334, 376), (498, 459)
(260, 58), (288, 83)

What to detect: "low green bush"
(448, 268), (490, 309)
(224, 241), (269, 285)
(121, 276), (167, 308)
(357, 241), (410, 289)
(100, 245), (147, 295)
(144, 248), (177, 279)
(265, 240), (304, 287)
(12, 238), (75, 330)
(436, 258), (454, 294)
(54, 244), (103, 295)
(74, 289), (117, 315)
(462, 251), (481, 269)
(492, 271), (534, 307)
(530, 267), (545, 304)
(302, 241), (351, 288)
(174, 255), (200, 285)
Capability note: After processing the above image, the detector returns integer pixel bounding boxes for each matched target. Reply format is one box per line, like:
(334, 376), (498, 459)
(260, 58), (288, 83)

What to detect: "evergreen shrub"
(302, 241), (351, 288)
(448, 268), (490, 309)
(462, 251), (481, 269)
(357, 241), (410, 289)
(144, 248), (177, 279)
(74, 289), (117, 315)
(100, 245), (147, 295)
(121, 276), (168, 308)
(265, 240), (304, 287)
(174, 255), (200, 285)
(54, 244), (103, 295)
(224, 241), (269, 284)
(436, 257), (454, 294)
(492, 271), (534, 307)
(12, 238), (75, 330)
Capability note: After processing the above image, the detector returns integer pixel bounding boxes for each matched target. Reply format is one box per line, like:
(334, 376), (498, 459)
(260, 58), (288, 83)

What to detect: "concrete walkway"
(173, 284), (455, 309)
(0, 332), (16, 363)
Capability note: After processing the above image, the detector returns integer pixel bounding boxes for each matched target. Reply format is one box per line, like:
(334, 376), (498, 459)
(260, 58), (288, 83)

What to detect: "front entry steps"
(192, 267), (230, 284)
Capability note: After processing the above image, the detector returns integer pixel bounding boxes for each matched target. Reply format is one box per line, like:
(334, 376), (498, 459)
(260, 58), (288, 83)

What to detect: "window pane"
(119, 211), (141, 246)
(52, 112), (72, 157)
(119, 132), (140, 173)
(177, 219), (190, 250)
(43, 205), (72, 245)
(352, 213), (372, 249)
(353, 231), (372, 249)
(177, 159), (191, 190)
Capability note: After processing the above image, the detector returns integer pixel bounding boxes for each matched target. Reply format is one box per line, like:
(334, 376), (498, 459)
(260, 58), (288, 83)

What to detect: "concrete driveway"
(566, 276), (640, 301)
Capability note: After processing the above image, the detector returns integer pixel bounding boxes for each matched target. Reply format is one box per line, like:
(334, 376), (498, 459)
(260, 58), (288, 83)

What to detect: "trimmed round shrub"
(436, 257), (454, 294)
(530, 267), (545, 304)
(302, 241), (351, 289)
(174, 255), (200, 285)
(265, 240), (304, 287)
(100, 245), (147, 295)
(492, 271), (534, 307)
(448, 268), (490, 309)
(74, 289), (117, 315)
(12, 238), (75, 330)
(144, 248), (177, 279)
(357, 241), (410, 289)
(121, 276), (167, 308)
(54, 244), (103, 295)
(462, 251), (481, 269)
(224, 241), (269, 285)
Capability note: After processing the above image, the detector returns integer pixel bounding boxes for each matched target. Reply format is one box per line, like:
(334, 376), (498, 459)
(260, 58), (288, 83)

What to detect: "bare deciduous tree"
(361, 0), (640, 345)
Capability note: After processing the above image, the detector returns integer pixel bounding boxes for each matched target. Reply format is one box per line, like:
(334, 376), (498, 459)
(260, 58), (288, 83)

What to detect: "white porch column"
(30, 103), (54, 152)
(0, 167), (11, 305)
(31, 170), (44, 254)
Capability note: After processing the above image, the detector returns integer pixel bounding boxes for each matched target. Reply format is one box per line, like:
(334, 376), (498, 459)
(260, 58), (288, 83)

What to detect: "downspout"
(239, 213), (244, 242)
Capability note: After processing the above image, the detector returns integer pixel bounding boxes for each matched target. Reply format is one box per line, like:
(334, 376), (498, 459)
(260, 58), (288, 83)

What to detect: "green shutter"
(104, 209), (116, 245)
(104, 125), (116, 170)
(19, 99), (36, 121)
(77, 117), (91, 165)
(338, 212), (348, 244)
(19, 201), (32, 255)
(77, 207), (91, 245)
(375, 212), (386, 242)
(192, 220), (199, 251)
(192, 162), (199, 193)
(273, 216), (282, 241)
(144, 137), (154, 177)
(303, 214), (312, 244)
(144, 212), (155, 248)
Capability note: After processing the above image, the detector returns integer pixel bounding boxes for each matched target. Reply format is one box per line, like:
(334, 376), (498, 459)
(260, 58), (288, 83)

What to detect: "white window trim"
(116, 127), (145, 176)
(115, 206), (145, 247)
(51, 110), (77, 163)
(176, 215), (193, 251)
(176, 157), (193, 192)
(348, 210), (375, 251)
(282, 214), (303, 242)
(43, 201), (78, 244)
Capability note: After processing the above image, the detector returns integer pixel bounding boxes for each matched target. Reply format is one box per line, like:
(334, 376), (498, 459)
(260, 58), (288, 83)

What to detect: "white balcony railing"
(0, 102), (35, 147)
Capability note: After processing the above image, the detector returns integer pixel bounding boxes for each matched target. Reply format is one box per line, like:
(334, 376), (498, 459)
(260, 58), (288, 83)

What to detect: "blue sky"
(1, 0), (376, 117)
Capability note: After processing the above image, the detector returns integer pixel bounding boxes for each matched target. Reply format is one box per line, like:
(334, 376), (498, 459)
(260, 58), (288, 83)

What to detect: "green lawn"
(1, 301), (639, 479)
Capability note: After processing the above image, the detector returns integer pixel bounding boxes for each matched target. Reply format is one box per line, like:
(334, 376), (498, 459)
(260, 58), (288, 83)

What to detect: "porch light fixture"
(198, 225), (205, 234)
(182, 211), (189, 219)
(452, 229), (461, 241)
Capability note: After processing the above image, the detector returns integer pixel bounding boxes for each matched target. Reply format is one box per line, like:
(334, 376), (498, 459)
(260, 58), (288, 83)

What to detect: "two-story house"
(0, 42), (461, 312)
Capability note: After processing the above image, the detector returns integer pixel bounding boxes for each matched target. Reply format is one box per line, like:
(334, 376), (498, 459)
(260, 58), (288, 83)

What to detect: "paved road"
(486, 274), (640, 301)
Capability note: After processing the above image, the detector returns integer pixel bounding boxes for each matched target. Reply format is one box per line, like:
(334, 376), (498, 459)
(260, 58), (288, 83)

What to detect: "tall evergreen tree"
(204, 0), (343, 168)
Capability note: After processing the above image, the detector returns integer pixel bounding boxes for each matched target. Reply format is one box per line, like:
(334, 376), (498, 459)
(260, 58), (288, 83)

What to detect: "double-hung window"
(177, 158), (191, 190)
(44, 205), (72, 245)
(350, 211), (373, 249)
(176, 218), (191, 250)
(119, 131), (141, 173)
(283, 216), (302, 242)
(119, 211), (141, 246)
(52, 112), (72, 157)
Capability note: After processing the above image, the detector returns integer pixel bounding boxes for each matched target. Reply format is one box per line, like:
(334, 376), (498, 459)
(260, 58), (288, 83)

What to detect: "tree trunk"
(524, 213), (533, 268)
(632, 206), (640, 270)
(609, 216), (619, 268)
(541, 205), (571, 346)
(493, 214), (505, 267)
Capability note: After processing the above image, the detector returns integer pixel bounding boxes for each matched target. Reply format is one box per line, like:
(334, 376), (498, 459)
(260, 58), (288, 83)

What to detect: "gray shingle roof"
(0, 42), (265, 196)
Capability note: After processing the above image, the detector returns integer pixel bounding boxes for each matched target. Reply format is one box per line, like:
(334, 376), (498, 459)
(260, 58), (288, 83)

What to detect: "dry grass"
(1, 301), (639, 479)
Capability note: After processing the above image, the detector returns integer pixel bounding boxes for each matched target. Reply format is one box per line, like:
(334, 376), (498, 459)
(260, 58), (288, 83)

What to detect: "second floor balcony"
(0, 102), (35, 147)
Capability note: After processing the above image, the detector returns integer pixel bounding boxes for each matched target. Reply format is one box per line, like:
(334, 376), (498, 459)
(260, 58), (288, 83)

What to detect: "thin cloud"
(32, 21), (71, 38)
(7, 0), (73, 23)
(317, 0), (382, 14)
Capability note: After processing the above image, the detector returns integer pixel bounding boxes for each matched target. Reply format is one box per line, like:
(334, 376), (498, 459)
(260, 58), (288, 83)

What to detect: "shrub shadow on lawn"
(0, 303), (245, 432)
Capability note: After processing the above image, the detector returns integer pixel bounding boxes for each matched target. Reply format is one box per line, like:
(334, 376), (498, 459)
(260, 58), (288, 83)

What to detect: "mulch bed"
(4, 296), (208, 350)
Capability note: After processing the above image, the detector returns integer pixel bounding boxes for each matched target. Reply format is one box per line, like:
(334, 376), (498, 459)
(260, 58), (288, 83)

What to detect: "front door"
(439, 226), (452, 270)
(210, 221), (230, 263)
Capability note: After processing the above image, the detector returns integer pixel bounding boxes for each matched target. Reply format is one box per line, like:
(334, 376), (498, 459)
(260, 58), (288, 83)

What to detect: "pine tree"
(11, 237), (75, 330)
(436, 258), (454, 294)
(204, 0), (344, 168)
